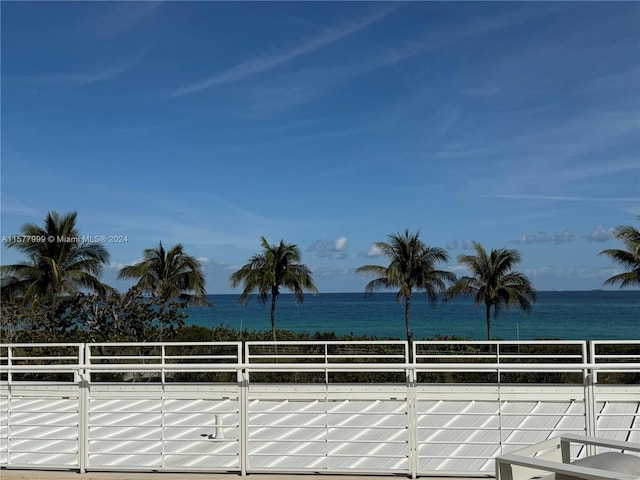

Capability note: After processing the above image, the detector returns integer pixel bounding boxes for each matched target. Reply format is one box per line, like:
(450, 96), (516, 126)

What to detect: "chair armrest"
(496, 453), (639, 480)
(559, 434), (640, 455)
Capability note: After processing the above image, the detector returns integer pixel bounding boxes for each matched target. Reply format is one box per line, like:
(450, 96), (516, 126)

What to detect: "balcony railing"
(1, 340), (638, 477)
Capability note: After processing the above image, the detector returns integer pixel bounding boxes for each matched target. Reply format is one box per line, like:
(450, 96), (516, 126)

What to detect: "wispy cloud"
(0, 198), (44, 219)
(7, 57), (143, 88)
(489, 194), (638, 203)
(446, 239), (475, 251)
(173, 7), (395, 97)
(89, 2), (164, 38)
(511, 230), (576, 245)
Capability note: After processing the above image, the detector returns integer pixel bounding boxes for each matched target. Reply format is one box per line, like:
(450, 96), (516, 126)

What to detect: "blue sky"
(1, 1), (639, 294)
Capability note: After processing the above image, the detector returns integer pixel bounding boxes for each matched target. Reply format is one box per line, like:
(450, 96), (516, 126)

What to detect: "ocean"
(184, 290), (639, 341)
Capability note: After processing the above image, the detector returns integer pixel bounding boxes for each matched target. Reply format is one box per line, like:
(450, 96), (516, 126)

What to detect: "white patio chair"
(495, 434), (640, 480)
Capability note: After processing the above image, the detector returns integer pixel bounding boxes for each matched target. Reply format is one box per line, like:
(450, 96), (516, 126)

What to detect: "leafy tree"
(1, 211), (111, 315)
(356, 229), (455, 348)
(445, 242), (536, 340)
(229, 237), (318, 343)
(68, 288), (187, 343)
(118, 242), (208, 340)
(599, 223), (640, 288)
(1, 295), (83, 343)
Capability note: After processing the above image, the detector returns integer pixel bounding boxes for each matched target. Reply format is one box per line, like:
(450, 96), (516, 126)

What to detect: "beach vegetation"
(599, 222), (640, 288)
(355, 229), (455, 351)
(67, 288), (188, 343)
(0, 211), (112, 316)
(229, 237), (318, 343)
(444, 242), (537, 341)
(118, 241), (208, 340)
(1, 288), (187, 344)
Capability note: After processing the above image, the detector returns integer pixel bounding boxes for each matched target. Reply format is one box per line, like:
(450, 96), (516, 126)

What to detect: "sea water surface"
(185, 291), (639, 341)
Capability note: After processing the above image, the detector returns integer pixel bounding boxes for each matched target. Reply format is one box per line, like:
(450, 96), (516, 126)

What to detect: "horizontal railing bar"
(417, 412), (585, 416)
(1, 343), (82, 347)
(246, 340), (408, 344)
(248, 439), (408, 444)
(417, 353), (585, 357)
(90, 355), (239, 360)
(420, 428), (585, 434)
(1, 362), (638, 372)
(87, 342), (242, 347)
(162, 355), (239, 359)
(247, 355), (326, 359)
(248, 424), (407, 429)
(248, 452), (409, 459)
(9, 356), (80, 361)
(89, 438), (239, 443)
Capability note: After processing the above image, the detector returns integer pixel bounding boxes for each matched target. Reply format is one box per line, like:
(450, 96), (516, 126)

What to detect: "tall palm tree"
(230, 237), (318, 343)
(118, 241), (208, 305)
(118, 242), (208, 340)
(445, 242), (536, 341)
(599, 223), (640, 288)
(356, 229), (456, 349)
(1, 211), (111, 308)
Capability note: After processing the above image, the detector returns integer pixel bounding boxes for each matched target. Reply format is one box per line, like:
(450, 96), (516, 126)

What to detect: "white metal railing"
(0, 340), (638, 477)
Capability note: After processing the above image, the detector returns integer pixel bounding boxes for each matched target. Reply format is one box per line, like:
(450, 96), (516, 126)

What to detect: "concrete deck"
(0, 470), (486, 480)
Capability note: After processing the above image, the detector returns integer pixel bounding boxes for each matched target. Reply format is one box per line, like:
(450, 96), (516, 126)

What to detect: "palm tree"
(1, 211), (111, 309)
(118, 242), (208, 340)
(445, 242), (536, 341)
(356, 229), (456, 349)
(230, 237), (318, 343)
(599, 223), (640, 288)
(118, 241), (208, 304)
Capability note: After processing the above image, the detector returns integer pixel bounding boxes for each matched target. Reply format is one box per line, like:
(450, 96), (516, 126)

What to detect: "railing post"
(408, 349), (418, 479)
(6, 345), (12, 466)
(78, 344), (88, 473)
(584, 341), (598, 452)
(240, 369), (248, 476)
(584, 371), (598, 444)
(79, 370), (89, 473)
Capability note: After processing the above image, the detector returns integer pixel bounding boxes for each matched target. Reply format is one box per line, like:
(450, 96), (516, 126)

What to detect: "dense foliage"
(1, 288), (188, 343)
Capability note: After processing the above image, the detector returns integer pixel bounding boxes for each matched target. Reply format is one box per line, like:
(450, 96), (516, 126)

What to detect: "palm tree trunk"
(270, 293), (278, 358)
(159, 298), (166, 343)
(485, 303), (491, 341)
(270, 295), (277, 343)
(405, 295), (413, 361)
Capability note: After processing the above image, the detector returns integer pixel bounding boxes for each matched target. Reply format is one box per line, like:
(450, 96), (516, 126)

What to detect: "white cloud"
(107, 261), (134, 271)
(334, 237), (348, 251)
(366, 244), (384, 257)
(585, 225), (616, 242)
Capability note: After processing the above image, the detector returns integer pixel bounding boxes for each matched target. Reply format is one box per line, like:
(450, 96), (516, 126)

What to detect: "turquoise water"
(185, 291), (639, 341)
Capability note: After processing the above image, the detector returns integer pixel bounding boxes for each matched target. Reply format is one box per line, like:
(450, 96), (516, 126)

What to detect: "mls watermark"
(2, 235), (129, 244)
